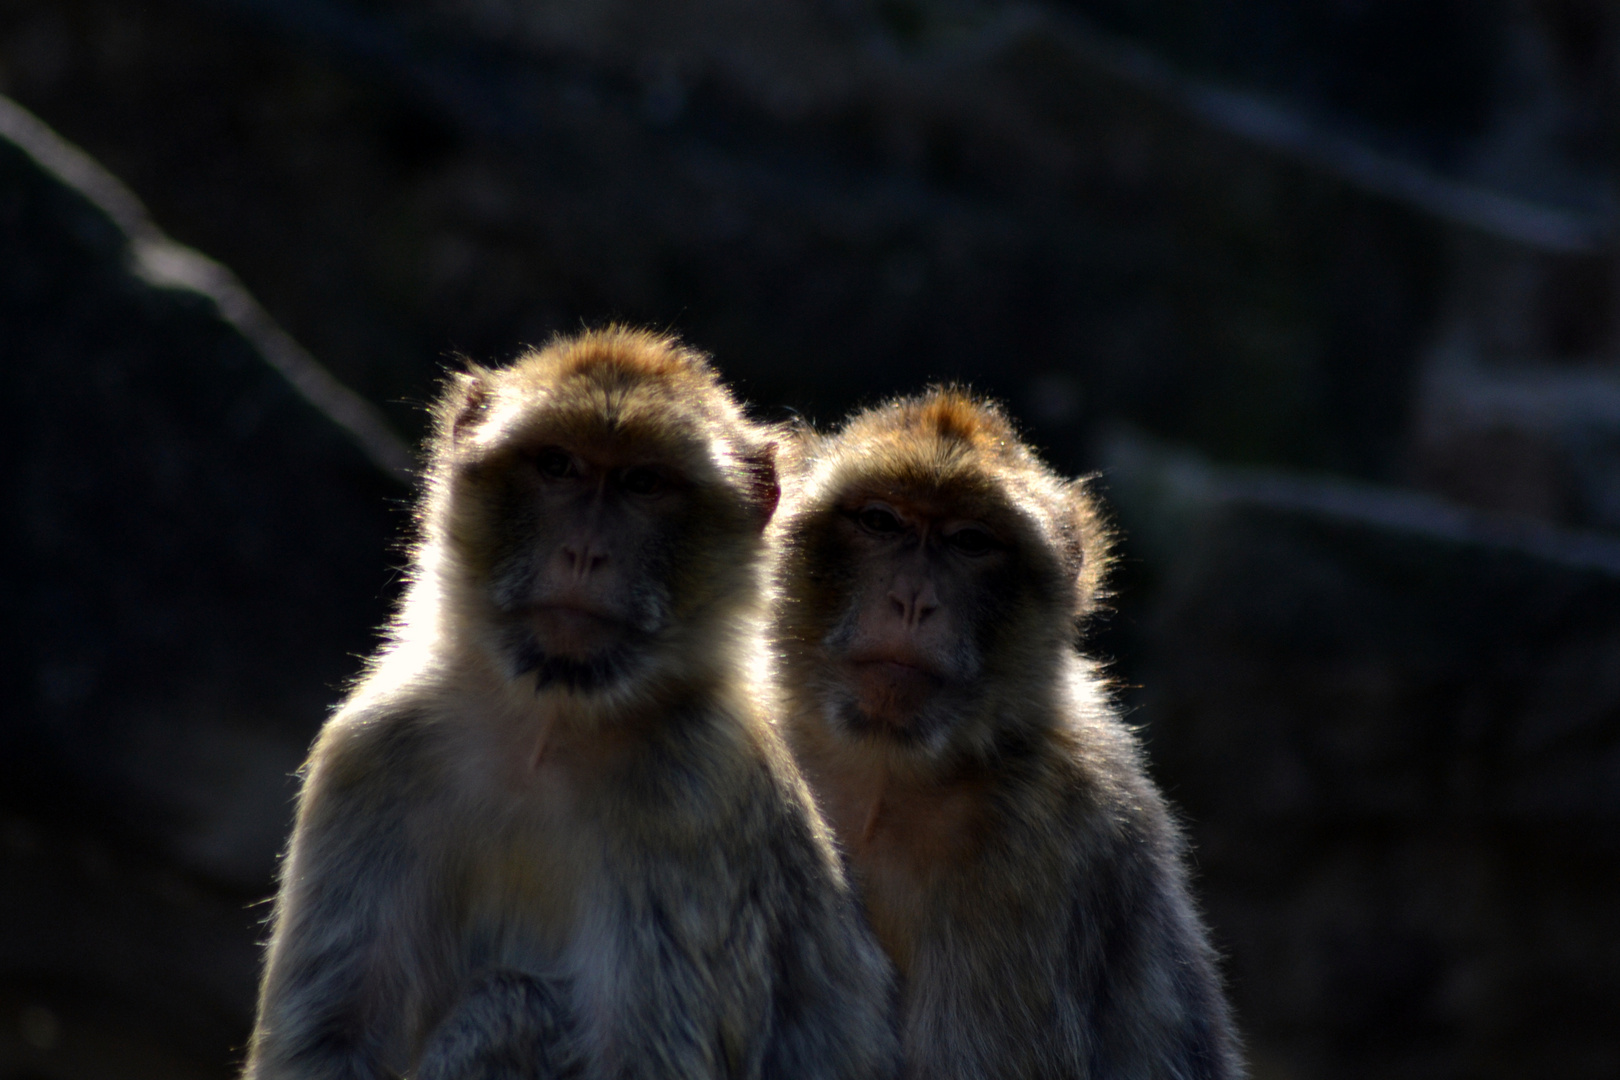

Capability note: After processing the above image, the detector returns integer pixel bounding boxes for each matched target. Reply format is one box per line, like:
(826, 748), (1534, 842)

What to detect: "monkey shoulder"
(300, 693), (466, 826)
(1028, 672), (1234, 1051)
(733, 705), (850, 870)
(1041, 660), (1176, 840)
(627, 694), (834, 863)
(610, 696), (863, 950)
(976, 672), (1191, 928)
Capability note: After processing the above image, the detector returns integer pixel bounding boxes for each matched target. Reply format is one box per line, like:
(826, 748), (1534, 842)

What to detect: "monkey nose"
(560, 542), (609, 578)
(888, 586), (939, 629)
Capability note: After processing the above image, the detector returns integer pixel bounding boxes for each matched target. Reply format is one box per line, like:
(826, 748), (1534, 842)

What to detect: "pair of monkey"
(244, 328), (1242, 1080)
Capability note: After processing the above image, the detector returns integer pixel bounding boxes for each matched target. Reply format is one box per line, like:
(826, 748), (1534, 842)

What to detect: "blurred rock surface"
(1104, 433), (1620, 1080)
(0, 99), (402, 1076)
(0, 0), (1461, 478)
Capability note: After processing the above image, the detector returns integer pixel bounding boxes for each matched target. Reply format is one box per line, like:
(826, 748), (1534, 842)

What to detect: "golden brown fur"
(245, 329), (898, 1080)
(769, 388), (1241, 1079)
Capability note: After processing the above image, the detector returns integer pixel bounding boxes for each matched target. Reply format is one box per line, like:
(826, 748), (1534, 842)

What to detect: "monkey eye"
(534, 448), (577, 479)
(856, 505), (904, 535)
(945, 525), (998, 556)
(619, 465), (668, 496)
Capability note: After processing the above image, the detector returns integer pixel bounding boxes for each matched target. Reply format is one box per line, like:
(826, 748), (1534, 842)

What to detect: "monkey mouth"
(501, 609), (641, 694)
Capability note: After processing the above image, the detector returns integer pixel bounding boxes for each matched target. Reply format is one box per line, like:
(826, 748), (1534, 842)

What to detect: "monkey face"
(818, 495), (1000, 741)
(428, 332), (779, 701)
(773, 388), (1110, 762)
(480, 442), (690, 691)
(458, 429), (771, 697)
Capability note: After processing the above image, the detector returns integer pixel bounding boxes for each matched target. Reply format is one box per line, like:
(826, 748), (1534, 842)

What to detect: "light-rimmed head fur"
(770, 387), (1112, 766)
(390, 327), (778, 718)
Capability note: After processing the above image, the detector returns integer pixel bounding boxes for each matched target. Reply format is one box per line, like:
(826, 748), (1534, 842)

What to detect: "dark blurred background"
(2, 1), (1617, 1077)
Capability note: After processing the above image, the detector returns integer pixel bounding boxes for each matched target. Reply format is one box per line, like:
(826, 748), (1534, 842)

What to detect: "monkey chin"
(847, 660), (940, 732)
(501, 607), (645, 694)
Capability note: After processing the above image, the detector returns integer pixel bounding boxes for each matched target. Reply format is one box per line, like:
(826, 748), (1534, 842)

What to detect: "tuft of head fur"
(427, 328), (766, 473)
(380, 327), (778, 717)
(770, 387), (1113, 766)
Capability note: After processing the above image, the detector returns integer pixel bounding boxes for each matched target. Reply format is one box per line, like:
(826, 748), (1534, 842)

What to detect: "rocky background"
(1, 1), (1616, 1077)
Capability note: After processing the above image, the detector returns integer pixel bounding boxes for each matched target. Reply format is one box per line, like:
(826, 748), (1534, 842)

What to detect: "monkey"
(244, 328), (900, 1080)
(767, 389), (1243, 1080)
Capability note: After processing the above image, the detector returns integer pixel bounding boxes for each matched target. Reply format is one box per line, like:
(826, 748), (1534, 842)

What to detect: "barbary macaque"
(245, 329), (899, 1080)
(769, 389), (1242, 1079)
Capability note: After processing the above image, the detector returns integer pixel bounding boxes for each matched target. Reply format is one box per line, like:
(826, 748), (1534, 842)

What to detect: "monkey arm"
(1064, 799), (1244, 1080)
(757, 808), (902, 1080)
(246, 709), (460, 1080)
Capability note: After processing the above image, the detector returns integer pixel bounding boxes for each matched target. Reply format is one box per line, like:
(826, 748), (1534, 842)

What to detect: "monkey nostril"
(561, 544), (609, 576)
(888, 589), (938, 628)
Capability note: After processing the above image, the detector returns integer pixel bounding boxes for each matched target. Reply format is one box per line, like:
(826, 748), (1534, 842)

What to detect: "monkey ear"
(443, 369), (492, 441)
(1063, 478), (1112, 617)
(740, 442), (780, 532)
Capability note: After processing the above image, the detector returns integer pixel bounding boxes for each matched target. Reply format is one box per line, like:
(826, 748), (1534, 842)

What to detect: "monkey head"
(417, 328), (778, 704)
(772, 389), (1110, 761)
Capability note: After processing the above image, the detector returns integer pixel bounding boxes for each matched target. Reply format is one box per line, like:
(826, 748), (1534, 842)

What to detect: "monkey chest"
(461, 772), (606, 967)
(844, 785), (986, 979)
